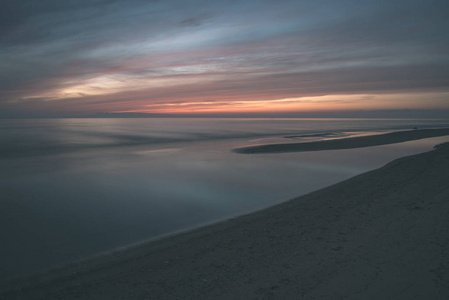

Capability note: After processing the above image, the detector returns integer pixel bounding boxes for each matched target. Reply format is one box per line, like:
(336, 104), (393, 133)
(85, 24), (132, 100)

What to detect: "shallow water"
(1, 118), (449, 280)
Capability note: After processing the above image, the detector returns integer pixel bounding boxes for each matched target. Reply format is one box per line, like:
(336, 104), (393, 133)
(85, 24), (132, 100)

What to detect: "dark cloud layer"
(1, 0), (448, 117)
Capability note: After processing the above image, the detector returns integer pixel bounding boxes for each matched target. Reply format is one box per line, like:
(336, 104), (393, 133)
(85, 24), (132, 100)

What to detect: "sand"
(234, 128), (449, 153)
(1, 140), (449, 299)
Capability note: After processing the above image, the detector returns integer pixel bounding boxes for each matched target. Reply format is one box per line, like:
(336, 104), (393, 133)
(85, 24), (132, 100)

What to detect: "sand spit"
(234, 128), (449, 153)
(2, 143), (449, 299)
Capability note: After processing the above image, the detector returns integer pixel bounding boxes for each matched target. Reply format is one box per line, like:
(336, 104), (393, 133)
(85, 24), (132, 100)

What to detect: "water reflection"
(0, 118), (448, 281)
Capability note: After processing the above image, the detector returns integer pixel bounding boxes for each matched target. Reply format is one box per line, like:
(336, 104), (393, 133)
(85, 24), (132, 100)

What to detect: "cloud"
(1, 0), (448, 117)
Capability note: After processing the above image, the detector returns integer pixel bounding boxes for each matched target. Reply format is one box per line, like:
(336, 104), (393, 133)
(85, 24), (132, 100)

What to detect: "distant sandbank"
(234, 128), (449, 153)
(1, 141), (449, 299)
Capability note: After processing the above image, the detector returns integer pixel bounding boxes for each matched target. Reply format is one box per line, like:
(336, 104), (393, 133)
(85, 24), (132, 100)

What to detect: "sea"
(1, 117), (449, 281)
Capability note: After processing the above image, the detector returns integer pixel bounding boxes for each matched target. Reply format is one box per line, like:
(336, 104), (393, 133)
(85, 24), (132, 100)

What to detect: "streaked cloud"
(1, 0), (448, 117)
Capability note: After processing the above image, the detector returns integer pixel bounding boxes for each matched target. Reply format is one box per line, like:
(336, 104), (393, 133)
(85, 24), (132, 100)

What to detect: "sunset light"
(1, 0), (447, 118)
(2, 1), (449, 298)
(114, 93), (449, 115)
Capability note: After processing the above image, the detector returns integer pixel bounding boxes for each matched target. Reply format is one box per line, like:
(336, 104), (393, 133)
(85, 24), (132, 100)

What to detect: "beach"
(2, 0), (448, 296)
(1, 133), (449, 299)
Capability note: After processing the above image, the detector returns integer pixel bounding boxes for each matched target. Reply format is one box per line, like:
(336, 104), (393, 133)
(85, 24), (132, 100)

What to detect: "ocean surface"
(1, 118), (449, 281)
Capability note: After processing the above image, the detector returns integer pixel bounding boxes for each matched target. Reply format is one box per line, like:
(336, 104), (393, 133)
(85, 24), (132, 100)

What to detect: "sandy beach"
(2, 138), (449, 299)
(3, 0), (448, 297)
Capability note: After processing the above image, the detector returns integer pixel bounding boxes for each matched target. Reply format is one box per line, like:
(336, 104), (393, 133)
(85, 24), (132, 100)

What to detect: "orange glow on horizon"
(112, 93), (448, 115)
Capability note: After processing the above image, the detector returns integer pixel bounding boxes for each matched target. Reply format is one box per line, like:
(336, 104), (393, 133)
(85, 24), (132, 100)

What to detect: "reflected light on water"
(0, 118), (448, 280)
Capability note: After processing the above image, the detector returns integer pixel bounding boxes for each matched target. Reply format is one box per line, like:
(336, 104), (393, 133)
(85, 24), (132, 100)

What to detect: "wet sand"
(1, 141), (449, 299)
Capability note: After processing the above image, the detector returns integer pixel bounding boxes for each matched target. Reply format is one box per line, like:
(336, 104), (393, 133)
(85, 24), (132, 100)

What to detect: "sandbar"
(234, 128), (449, 153)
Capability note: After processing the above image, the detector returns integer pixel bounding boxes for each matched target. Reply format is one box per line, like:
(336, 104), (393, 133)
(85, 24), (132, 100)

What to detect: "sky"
(1, 0), (449, 118)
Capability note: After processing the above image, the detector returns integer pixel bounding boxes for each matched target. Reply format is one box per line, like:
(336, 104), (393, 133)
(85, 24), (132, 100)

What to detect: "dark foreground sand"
(2, 142), (449, 299)
(234, 128), (449, 153)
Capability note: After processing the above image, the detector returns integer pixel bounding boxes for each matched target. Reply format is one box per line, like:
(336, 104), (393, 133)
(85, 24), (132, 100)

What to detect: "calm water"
(1, 118), (449, 281)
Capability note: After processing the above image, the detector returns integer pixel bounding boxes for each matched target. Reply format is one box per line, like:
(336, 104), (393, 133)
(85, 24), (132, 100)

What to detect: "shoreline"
(2, 141), (449, 299)
(233, 127), (449, 153)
